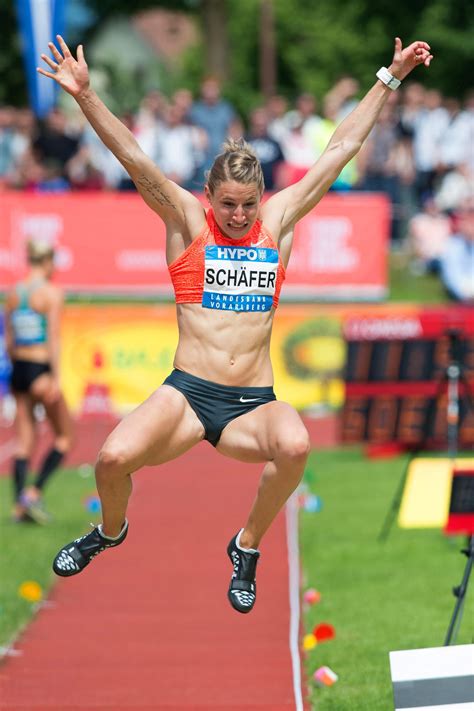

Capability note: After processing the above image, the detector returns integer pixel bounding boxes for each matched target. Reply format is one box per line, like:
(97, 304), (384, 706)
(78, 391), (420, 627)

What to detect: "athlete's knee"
(30, 378), (50, 401)
(55, 433), (73, 454)
(275, 427), (311, 463)
(96, 440), (131, 475)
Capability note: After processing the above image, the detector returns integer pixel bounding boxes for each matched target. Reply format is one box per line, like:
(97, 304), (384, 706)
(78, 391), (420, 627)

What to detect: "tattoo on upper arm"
(137, 175), (177, 210)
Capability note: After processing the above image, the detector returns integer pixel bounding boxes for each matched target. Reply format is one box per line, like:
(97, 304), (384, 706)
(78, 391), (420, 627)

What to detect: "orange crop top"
(168, 210), (286, 312)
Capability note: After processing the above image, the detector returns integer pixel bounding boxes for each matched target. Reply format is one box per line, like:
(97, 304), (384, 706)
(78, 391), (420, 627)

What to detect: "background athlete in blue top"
(4, 239), (73, 524)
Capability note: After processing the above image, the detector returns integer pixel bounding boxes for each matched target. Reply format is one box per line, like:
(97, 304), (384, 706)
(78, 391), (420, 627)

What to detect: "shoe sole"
(227, 542), (257, 614)
(227, 590), (254, 614)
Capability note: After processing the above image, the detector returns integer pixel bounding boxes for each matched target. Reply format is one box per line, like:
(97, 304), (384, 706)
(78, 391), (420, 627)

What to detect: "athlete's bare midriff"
(12, 344), (50, 363)
(173, 303), (275, 386)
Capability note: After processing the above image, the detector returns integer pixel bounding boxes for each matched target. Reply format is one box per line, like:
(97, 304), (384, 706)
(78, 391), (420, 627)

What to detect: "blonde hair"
(26, 238), (55, 264)
(207, 138), (264, 195)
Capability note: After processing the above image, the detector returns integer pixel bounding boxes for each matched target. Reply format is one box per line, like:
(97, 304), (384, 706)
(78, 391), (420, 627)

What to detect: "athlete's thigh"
(29, 372), (54, 402)
(102, 384), (205, 470)
(216, 400), (307, 463)
(43, 392), (73, 439)
(29, 373), (72, 439)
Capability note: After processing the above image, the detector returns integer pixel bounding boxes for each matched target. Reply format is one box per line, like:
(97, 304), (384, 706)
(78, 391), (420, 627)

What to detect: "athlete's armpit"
(136, 175), (178, 211)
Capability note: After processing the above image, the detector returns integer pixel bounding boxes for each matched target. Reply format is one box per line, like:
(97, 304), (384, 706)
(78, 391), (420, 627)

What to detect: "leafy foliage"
(2, 0), (472, 109)
(86, 0), (197, 17)
(267, 0), (473, 100)
(0, 0), (28, 105)
(416, 0), (474, 97)
(196, 0), (474, 116)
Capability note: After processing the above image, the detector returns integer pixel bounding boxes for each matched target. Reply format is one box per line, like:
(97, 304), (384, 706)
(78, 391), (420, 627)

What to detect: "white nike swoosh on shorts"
(239, 396), (261, 403)
(250, 238), (267, 247)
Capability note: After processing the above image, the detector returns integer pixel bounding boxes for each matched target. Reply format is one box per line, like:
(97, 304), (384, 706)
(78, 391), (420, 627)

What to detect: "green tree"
(267, 0), (473, 100)
(0, 0), (28, 105)
(2, 0), (472, 109)
(416, 0), (474, 97)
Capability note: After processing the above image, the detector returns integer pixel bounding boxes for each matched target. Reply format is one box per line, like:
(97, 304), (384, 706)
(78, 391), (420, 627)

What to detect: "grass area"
(299, 448), (473, 711)
(0, 466), (100, 648)
(388, 251), (448, 303)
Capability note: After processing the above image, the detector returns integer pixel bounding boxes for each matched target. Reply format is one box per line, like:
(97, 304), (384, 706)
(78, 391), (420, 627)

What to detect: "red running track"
(0, 441), (309, 710)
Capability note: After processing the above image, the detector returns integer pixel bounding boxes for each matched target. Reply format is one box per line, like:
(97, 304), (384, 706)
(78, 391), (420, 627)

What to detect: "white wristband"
(376, 66), (401, 91)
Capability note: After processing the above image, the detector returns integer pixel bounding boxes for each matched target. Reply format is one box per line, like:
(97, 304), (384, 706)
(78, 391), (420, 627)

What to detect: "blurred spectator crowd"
(1, 77), (473, 300)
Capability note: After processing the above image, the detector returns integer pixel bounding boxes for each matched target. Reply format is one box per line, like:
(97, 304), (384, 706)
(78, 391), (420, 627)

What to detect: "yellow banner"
(60, 304), (347, 414)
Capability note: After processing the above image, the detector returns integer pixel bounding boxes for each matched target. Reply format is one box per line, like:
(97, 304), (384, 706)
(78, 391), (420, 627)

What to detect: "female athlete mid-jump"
(39, 35), (432, 613)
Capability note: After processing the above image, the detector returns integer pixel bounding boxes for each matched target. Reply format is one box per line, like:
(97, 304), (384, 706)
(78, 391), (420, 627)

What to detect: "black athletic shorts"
(10, 360), (51, 393)
(163, 368), (276, 447)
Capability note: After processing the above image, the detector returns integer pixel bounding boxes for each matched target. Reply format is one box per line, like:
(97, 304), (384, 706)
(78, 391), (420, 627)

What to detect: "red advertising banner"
(0, 191), (389, 299)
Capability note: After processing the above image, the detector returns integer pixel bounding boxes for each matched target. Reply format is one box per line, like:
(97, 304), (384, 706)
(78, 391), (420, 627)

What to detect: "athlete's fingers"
(48, 41), (63, 63)
(37, 67), (58, 80)
(394, 36), (402, 58)
(77, 44), (85, 63)
(424, 54), (433, 67)
(41, 53), (59, 71)
(56, 34), (72, 58)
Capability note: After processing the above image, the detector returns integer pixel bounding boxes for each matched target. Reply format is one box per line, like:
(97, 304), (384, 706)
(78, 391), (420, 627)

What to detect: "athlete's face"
(206, 181), (261, 239)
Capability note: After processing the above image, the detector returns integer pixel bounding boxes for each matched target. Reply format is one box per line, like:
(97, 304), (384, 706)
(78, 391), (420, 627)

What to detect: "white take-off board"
(390, 645), (474, 710)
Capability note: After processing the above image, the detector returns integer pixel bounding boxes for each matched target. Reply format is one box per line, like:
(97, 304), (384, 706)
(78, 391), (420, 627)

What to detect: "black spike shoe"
(227, 529), (260, 614)
(53, 520), (128, 577)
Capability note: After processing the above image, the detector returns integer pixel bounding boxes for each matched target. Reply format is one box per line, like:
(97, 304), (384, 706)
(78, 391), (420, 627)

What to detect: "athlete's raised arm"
(37, 36), (202, 226)
(263, 37), (433, 233)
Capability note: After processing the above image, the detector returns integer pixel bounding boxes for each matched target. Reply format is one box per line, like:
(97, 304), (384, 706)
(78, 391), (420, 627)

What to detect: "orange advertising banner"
(0, 191), (389, 300)
(0, 304), (472, 424)
(43, 304), (348, 415)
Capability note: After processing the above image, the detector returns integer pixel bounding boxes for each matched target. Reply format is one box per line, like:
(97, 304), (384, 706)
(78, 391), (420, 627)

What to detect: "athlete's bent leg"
(218, 400), (310, 547)
(95, 385), (205, 537)
(53, 385), (204, 576)
(242, 435), (309, 549)
(217, 401), (310, 611)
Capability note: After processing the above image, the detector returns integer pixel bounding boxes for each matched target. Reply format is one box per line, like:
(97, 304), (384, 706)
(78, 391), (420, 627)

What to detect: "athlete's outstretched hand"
(37, 35), (89, 98)
(390, 37), (433, 80)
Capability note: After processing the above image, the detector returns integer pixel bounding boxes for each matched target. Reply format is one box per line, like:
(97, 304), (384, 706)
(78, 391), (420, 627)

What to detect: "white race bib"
(203, 245), (278, 312)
